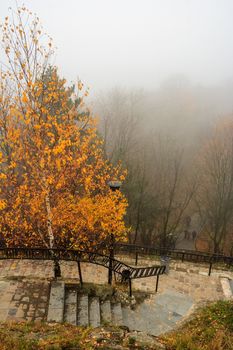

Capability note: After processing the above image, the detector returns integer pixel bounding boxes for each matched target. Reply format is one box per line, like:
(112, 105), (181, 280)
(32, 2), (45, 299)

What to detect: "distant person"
(192, 230), (197, 241)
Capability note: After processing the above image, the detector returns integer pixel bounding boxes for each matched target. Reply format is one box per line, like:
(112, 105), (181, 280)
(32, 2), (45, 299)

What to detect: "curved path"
(0, 247), (165, 281)
(0, 255), (231, 333)
(0, 246), (232, 334)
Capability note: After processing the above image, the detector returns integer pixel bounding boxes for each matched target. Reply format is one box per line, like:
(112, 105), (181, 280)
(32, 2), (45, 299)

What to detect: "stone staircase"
(47, 281), (195, 336)
(47, 281), (124, 327)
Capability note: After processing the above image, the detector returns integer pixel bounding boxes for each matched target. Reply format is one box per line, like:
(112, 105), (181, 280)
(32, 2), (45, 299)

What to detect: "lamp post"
(108, 180), (122, 284)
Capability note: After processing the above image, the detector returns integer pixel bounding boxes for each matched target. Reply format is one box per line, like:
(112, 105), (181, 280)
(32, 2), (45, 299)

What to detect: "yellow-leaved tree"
(0, 6), (127, 249)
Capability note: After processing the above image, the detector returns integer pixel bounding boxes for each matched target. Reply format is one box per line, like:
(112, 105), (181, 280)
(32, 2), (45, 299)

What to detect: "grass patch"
(69, 282), (115, 301)
(163, 300), (233, 350)
(0, 322), (156, 349)
(0, 322), (93, 350)
(0, 300), (232, 349)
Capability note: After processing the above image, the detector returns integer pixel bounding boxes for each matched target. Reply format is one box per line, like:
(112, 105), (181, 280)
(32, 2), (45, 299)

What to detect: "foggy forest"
(94, 79), (233, 254)
(0, 1), (233, 256)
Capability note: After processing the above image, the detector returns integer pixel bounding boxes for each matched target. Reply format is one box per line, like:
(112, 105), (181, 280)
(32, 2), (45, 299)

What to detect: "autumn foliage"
(0, 7), (127, 249)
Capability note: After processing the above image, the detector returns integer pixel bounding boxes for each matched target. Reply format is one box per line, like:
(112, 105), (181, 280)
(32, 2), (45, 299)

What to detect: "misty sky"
(1, 0), (233, 94)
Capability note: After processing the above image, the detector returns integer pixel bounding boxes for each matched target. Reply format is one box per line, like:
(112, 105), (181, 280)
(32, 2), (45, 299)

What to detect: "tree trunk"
(45, 192), (54, 249)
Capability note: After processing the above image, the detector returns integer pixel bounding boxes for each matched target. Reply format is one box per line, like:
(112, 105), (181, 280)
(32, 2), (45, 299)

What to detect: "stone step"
(122, 291), (194, 336)
(47, 281), (65, 323)
(77, 294), (89, 326)
(64, 288), (77, 325)
(154, 290), (194, 316)
(58, 285), (126, 328)
(100, 300), (112, 323)
(122, 302), (175, 336)
(89, 297), (100, 327)
(111, 302), (123, 326)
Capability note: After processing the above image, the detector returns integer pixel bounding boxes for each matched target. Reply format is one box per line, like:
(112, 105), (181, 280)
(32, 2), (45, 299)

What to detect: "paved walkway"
(0, 257), (231, 323)
(123, 289), (194, 336)
(118, 255), (231, 302)
(175, 232), (196, 250)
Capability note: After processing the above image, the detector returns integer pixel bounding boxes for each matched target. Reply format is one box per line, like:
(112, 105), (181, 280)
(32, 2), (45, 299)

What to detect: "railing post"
(77, 260), (83, 285)
(128, 277), (132, 297)
(156, 274), (160, 292)
(208, 257), (213, 276)
(135, 251), (138, 266)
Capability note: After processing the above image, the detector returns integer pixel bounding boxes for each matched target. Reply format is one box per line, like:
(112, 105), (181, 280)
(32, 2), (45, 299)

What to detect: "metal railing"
(115, 243), (233, 276)
(0, 247), (166, 296)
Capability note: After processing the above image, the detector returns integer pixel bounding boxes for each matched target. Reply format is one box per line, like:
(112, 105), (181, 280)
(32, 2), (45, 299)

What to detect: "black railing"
(0, 247), (165, 296)
(115, 243), (233, 275)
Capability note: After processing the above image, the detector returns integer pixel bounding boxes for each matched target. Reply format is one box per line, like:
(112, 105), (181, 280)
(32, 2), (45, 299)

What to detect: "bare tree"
(196, 120), (233, 253)
(150, 136), (197, 248)
(95, 88), (143, 164)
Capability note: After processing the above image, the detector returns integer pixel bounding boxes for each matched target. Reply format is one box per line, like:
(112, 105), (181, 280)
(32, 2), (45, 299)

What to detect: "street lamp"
(108, 180), (122, 284)
(108, 181), (122, 192)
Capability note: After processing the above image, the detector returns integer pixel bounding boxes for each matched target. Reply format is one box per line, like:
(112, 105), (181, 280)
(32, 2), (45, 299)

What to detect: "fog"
(1, 0), (233, 93)
(1, 0), (233, 253)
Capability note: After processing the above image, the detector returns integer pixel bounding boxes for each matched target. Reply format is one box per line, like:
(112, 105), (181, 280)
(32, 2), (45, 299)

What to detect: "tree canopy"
(0, 6), (127, 249)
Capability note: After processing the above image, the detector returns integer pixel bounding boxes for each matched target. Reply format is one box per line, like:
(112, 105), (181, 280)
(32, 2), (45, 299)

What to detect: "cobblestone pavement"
(117, 254), (232, 302)
(132, 270), (224, 302)
(0, 259), (108, 322)
(0, 259), (54, 278)
(0, 259), (108, 283)
(0, 279), (49, 322)
(0, 256), (231, 322)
